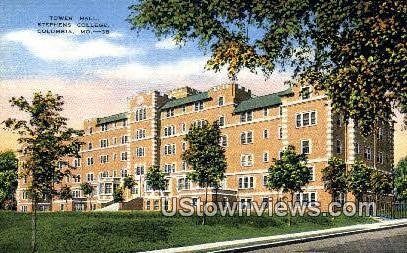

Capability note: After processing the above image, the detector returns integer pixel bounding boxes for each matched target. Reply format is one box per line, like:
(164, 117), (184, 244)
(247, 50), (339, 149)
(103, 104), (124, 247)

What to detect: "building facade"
(16, 83), (394, 212)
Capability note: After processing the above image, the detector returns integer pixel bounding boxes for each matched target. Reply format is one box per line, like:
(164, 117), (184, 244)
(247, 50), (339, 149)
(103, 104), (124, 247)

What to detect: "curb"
(211, 222), (407, 253)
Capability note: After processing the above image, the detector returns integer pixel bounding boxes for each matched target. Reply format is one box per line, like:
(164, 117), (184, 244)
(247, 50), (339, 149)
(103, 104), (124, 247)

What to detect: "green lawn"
(0, 211), (375, 252)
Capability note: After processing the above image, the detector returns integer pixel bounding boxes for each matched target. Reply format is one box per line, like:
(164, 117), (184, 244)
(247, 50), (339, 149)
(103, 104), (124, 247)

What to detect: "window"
(164, 125), (176, 136)
(121, 169), (128, 178)
(378, 128), (383, 140)
(218, 116), (225, 126)
(238, 176), (254, 189)
(136, 165), (145, 175)
(177, 177), (190, 190)
(166, 108), (175, 117)
(100, 171), (109, 178)
(377, 152), (384, 164)
(154, 200), (159, 210)
(73, 158), (81, 168)
(164, 164), (175, 173)
(121, 135), (129, 144)
(296, 111), (317, 127)
(121, 152), (128, 161)
(301, 140), (311, 154)
(73, 175), (81, 183)
(146, 200), (151, 210)
(135, 108), (147, 121)
(194, 101), (204, 111)
(100, 155), (109, 164)
(101, 123), (108, 131)
(87, 173), (94, 182)
(220, 135), (228, 147)
(182, 106), (186, 113)
(100, 139), (109, 148)
(240, 111), (253, 123)
(240, 154), (253, 166)
(192, 119), (207, 128)
(113, 137), (117, 145)
(88, 143), (93, 150)
(263, 175), (268, 186)
(164, 144), (176, 155)
(136, 129), (146, 140)
(262, 197), (269, 208)
(181, 162), (188, 171)
(89, 127), (93, 134)
(355, 142), (360, 154)
(263, 129), (269, 139)
(22, 191), (29, 200)
(123, 119), (128, 127)
(21, 205), (28, 212)
(309, 167), (315, 181)
(294, 192), (317, 206)
(218, 96), (224, 106)
(181, 123), (186, 133)
(105, 183), (112, 194)
(87, 157), (94, 166)
(364, 147), (372, 160)
(136, 147), (145, 157)
(336, 139), (342, 154)
(263, 108), (268, 117)
(278, 149), (284, 159)
(181, 142), (186, 151)
(278, 127), (283, 139)
(279, 106), (283, 116)
(240, 131), (253, 144)
(301, 87), (311, 100)
(240, 198), (252, 209)
(72, 190), (81, 198)
(263, 151), (269, 163)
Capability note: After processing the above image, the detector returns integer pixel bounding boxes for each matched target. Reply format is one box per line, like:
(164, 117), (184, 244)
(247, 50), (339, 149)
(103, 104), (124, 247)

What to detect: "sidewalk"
(145, 218), (407, 253)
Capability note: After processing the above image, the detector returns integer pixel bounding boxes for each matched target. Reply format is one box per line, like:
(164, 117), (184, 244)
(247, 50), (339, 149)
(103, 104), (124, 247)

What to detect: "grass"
(0, 211), (375, 253)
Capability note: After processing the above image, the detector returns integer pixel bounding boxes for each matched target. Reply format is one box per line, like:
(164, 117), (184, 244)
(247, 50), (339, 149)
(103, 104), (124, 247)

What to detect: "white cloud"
(92, 57), (292, 95)
(154, 37), (178, 50)
(3, 30), (140, 61)
(107, 32), (124, 39)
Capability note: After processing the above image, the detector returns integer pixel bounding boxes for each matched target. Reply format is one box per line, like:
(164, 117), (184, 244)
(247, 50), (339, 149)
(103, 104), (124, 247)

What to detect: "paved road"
(247, 226), (407, 253)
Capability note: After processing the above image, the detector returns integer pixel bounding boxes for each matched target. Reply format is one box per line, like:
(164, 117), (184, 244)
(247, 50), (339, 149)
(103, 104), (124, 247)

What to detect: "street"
(248, 226), (407, 253)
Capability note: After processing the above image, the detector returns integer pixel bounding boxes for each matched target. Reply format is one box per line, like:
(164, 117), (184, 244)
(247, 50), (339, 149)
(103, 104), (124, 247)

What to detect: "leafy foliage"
(145, 166), (166, 192)
(370, 169), (393, 200)
(0, 150), (18, 209)
(267, 145), (310, 194)
(182, 122), (226, 189)
(322, 157), (347, 200)
(395, 157), (407, 200)
(129, 0), (406, 134)
(80, 182), (94, 197)
(59, 185), (72, 203)
(123, 175), (136, 191)
(113, 188), (124, 203)
(347, 161), (373, 201)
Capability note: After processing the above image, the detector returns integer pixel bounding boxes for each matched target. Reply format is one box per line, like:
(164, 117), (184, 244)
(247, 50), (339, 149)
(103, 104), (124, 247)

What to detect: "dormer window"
(301, 87), (311, 100)
(194, 101), (204, 111)
(240, 111), (253, 123)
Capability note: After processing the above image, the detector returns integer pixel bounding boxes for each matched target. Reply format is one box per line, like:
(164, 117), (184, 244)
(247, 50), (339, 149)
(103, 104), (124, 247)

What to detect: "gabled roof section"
(96, 112), (128, 125)
(233, 88), (293, 114)
(161, 92), (210, 110)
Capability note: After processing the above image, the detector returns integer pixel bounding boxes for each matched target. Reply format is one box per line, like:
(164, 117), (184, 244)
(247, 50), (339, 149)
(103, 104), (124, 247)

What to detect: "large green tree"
(182, 121), (226, 225)
(267, 145), (310, 226)
(347, 161), (373, 203)
(145, 165), (167, 192)
(370, 169), (392, 204)
(3, 92), (83, 253)
(395, 157), (407, 201)
(0, 150), (18, 210)
(322, 157), (347, 204)
(129, 0), (406, 134)
(80, 182), (94, 211)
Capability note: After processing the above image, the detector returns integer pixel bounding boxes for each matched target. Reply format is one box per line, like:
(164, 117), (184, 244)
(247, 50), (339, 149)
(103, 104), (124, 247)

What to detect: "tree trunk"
(203, 183), (208, 225)
(31, 197), (37, 253)
(288, 192), (293, 227)
(215, 186), (219, 210)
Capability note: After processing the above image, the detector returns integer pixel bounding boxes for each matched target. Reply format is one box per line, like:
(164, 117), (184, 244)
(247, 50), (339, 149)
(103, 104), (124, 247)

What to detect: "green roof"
(233, 88), (293, 114)
(96, 112), (128, 125)
(161, 92), (210, 110)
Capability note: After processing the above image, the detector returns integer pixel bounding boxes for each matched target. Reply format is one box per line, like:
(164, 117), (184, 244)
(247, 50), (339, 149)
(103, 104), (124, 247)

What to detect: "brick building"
(16, 83), (394, 212)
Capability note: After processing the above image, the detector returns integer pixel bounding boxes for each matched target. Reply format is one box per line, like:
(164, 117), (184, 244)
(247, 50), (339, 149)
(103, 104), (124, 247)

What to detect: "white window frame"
(240, 154), (254, 167)
(301, 139), (311, 155)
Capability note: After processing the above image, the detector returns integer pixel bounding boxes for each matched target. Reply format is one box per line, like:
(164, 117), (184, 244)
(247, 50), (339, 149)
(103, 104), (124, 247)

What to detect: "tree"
(267, 145), (310, 226)
(59, 185), (72, 204)
(347, 161), (373, 204)
(123, 175), (136, 200)
(322, 157), (347, 205)
(145, 165), (166, 192)
(80, 182), (94, 211)
(129, 0), (406, 134)
(113, 187), (124, 203)
(2, 92), (83, 253)
(395, 157), (407, 201)
(0, 150), (18, 210)
(370, 170), (392, 204)
(182, 122), (226, 225)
